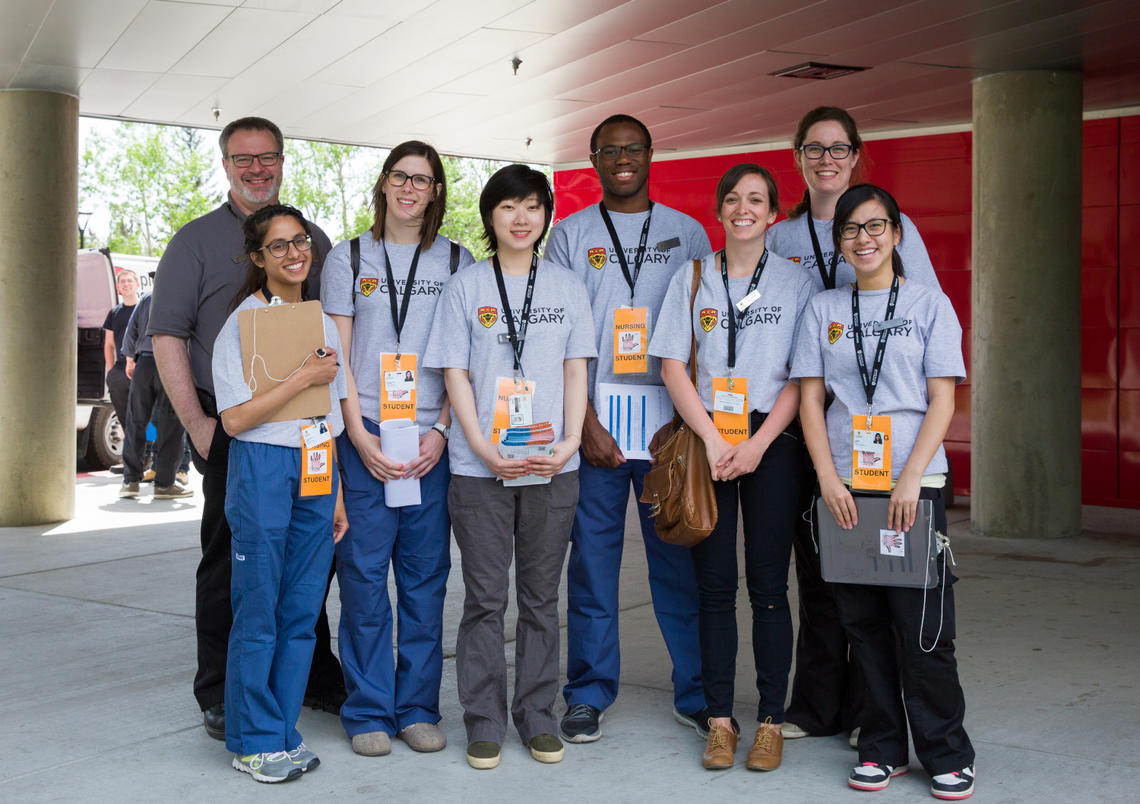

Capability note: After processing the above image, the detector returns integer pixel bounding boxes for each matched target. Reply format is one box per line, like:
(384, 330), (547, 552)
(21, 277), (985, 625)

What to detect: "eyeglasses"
(799, 143), (853, 160)
(386, 170), (436, 190)
(592, 143), (649, 160)
(839, 219), (891, 239)
(227, 151), (282, 167)
(258, 234), (312, 258)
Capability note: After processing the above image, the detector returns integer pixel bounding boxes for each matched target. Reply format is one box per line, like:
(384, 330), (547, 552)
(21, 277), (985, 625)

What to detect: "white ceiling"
(3, 0), (1139, 166)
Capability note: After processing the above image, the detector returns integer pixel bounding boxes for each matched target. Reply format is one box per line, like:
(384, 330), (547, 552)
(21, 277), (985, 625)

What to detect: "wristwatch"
(431, 422), (450, 440)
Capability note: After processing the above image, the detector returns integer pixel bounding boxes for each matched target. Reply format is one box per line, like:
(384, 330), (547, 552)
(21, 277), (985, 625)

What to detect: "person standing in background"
(104, 268), (138, 485)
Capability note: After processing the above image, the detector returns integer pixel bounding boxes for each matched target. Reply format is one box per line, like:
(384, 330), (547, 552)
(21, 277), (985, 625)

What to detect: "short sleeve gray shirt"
(147, 197), (332, 399)
(790, 280), (965, 478)
(423, 259), (597, 478)
(545, 202), (711, 410)
(321, 232), (475, 434)
(212, 294), (347, 448)
(649, 251), (815, 413)
(767, 212), (940, 294)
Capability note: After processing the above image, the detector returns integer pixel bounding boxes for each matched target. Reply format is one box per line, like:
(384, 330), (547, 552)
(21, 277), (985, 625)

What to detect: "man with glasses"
(545, 114), (711, 744)
(148, 117), (336, 741)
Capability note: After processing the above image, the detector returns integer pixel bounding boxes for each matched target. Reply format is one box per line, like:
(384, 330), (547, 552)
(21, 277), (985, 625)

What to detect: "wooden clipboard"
(238, 300), (331, 422)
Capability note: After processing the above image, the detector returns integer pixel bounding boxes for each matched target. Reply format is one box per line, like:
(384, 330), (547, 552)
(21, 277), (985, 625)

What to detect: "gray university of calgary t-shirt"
(423, 258), (597, 478)
(649, 252), (814, 413)
(212, 294), (347, 448)
(147, 198), (331, 399)
(789, 280), (965, 479)
(545, 203), (711, 411)
(767, 212), (940, 294)
(320, 232), (475, 435)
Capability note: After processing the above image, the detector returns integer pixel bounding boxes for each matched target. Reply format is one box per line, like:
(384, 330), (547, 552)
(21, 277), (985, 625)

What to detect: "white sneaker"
(781, 721), (809, 739)
(233, 752), (302, 783)
(931, 765), (974, 800)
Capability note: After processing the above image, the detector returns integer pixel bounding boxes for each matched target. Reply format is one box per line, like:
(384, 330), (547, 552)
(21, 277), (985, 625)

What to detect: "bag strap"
(687, 258), (700, 387)
(450, 240), (460, 274)
(350, 236), (361, 303)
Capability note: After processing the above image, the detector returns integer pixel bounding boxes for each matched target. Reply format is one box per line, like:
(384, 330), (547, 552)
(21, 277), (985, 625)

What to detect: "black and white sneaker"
(672, 707), (711, 738)
(930, 766), (974, 800)
(560, 703), (603, 743)
(848, 762), (908, 791)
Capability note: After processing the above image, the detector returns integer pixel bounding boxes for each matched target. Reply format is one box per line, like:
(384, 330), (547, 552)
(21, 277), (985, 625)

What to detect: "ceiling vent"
(770, 61), (866, 80)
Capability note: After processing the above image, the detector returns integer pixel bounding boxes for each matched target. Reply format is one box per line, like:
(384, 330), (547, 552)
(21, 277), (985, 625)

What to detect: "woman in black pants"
(651, 164), (814, 771)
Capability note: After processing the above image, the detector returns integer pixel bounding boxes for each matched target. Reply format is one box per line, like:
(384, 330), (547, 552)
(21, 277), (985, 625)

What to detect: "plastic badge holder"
(379, 418), (421, 507)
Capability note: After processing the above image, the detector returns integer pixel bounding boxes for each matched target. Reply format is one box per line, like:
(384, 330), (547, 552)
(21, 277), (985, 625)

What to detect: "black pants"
(785, 448), (864, 735)
(122, 354), (184, 486)
(190, 393), (343, 711)
(106, 364), (131, 436)
(832, 488), (974, 776)
(691, 416), (804, 722)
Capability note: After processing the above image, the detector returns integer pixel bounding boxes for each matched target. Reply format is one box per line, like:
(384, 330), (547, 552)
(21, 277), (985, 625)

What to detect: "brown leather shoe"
(701, 719), (737, 770)
(746, 717), (783, 771)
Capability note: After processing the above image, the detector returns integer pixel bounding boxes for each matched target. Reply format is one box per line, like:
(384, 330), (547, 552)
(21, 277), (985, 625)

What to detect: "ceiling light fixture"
(512, 56), (522, 75)
(770, 61), (866, 80)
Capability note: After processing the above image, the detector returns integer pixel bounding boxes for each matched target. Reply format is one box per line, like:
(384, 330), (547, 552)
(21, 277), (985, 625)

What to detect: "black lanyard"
(598, 201), (654, 303)
(718, 248), (768, 378)
(382, 242), (422, 359)
(851, 275), (900, 426)
(807, 214), (839, 290)
(492, 252), (538, 379)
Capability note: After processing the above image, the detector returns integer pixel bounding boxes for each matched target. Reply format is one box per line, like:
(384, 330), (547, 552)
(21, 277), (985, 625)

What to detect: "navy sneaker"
(673, 706), (711, 738)
(560, 703), (603, 743)
(930, 766), (974, 800)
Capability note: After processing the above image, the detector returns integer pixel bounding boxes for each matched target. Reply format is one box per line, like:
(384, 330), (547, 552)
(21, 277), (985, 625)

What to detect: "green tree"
(282, 140), (381, 242)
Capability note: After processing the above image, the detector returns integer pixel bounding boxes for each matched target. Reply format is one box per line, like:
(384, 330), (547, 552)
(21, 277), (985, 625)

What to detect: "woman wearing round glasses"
(320, 141), (474, 758)
(791, 184), (974, 799)
(212, 204), (348, 782)
(767, 106), (942, 749)
(650, 164), (813, 772)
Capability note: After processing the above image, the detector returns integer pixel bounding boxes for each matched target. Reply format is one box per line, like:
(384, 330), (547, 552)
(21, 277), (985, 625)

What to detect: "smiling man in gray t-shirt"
(545, 114), (711, 743)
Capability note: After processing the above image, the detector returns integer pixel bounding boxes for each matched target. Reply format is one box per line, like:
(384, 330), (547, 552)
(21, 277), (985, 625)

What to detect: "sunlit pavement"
(1, 472), (1138, 801)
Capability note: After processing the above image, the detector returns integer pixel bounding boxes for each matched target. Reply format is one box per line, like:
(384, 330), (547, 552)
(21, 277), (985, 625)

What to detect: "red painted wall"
(553, 115), (1138, 508)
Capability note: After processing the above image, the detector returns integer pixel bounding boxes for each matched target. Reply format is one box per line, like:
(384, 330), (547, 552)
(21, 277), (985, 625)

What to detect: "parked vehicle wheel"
(85, 406), (123, 469)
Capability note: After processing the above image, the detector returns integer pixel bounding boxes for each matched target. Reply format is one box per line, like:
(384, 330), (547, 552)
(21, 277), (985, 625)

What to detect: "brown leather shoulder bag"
(639, 259), (717, 547)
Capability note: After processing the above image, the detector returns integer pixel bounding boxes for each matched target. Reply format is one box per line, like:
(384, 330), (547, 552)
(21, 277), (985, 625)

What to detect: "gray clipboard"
(815, 495), (938, 589)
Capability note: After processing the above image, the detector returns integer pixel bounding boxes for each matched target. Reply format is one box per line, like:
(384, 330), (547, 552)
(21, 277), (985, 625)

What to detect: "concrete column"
(971, 72), (1082, 539)
(0, 90), (79, 524)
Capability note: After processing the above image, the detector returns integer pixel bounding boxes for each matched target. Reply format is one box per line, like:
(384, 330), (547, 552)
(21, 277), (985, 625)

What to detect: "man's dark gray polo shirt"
(147, 198), (330, 398)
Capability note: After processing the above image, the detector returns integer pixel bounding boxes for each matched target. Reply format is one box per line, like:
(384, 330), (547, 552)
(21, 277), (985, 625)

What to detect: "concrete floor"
(1, 469), (1138, 802)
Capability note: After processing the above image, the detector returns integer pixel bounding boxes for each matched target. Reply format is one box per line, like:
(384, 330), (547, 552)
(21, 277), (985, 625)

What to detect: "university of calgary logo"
(789, 256), (801, 264)
(478, 306), (498, 328)
(359, 277), (378, 297)
(587, 247), (607, 270)
(699, 308), (718, 332)
(828, 322), (844, 344)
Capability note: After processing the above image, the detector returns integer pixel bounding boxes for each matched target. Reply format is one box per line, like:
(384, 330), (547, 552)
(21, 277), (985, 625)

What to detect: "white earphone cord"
(245, 307), (319, 394)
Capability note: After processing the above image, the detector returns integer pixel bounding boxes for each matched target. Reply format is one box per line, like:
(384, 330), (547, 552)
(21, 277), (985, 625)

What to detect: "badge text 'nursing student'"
(300, 420), (333, 496)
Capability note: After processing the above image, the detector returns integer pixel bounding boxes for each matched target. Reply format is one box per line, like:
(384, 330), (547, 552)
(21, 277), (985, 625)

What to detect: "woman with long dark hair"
(213, 203), (347, 783)
(791, 184), (974, 799)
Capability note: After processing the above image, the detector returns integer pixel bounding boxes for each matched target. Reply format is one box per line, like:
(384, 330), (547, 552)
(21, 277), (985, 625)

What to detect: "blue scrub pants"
(223, 439), (336, 755)
(335, 419), (451, 738)
(564, 458), (704, 713)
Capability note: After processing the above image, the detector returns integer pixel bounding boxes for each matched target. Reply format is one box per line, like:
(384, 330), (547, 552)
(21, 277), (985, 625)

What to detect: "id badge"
(612, 306), (649, 374)
(711, 376), (749, 445)
(380, 353), (417, 421)
(492, 376), (535, 443)
(851, 415), (892, 491)
(300, 421), (333, 497)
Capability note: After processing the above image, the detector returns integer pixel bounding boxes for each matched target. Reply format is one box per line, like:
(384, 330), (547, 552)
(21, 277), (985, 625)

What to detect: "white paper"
(379, 418), (421, 507)
(597, 383), (673, 460)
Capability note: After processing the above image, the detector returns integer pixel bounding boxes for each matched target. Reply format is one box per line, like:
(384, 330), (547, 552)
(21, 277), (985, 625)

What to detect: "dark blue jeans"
(691, 416), (804, 722)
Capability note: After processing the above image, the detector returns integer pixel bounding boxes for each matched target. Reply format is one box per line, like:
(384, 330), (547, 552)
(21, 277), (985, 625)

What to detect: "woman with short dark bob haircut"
(320, 140), (475, 758)
(791, 184), (975, 799)
(424, 165), (596, 770)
